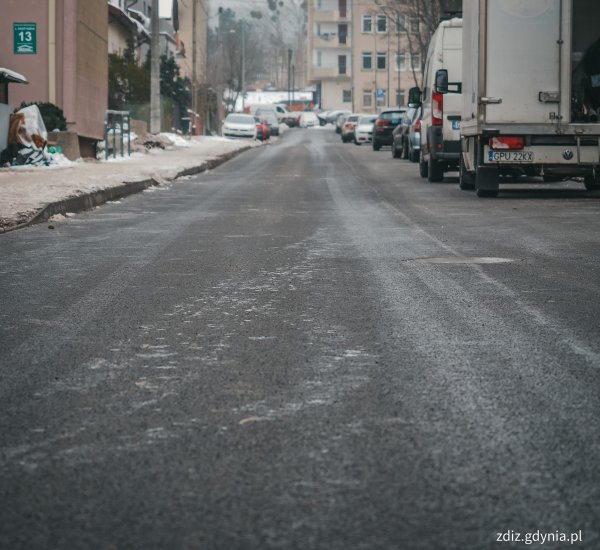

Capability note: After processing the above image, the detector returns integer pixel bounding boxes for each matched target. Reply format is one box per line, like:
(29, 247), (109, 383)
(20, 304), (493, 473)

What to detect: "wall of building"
(0, 0), (107, 148)
(0, 0), (50, 105)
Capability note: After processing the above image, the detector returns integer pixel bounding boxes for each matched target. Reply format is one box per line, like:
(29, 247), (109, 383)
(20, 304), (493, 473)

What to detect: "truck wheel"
(428, 156), (444, 182)
(459, 154), (475, 190)
(584, 173), (600, 191)
(419, 155), (429, 178)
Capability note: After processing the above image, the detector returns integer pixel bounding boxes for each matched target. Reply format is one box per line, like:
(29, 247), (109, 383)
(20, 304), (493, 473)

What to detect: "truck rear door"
(485, 0), (561, 124)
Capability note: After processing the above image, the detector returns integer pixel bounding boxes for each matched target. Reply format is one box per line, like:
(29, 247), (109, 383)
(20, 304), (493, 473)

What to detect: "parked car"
(317, 110), (330, 126)
(222, 113), (258, 139)
(407, 107), (422, 162)
(335, 113), (350, 134)
(416, 17), (463, 183)
(326, 110), (349, 124)
(256, 108), (280, 136)
(341, 114), (361, 142)
(372, 108), (406, 150)
(299, 111), (319, 128)
(354, 115), (378, 145)
(254, 116), (270, 141)
(392, 106), (419, 159)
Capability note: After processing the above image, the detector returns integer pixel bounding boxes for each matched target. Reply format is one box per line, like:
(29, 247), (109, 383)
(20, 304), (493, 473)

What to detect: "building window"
(395, 52), (406, 71)
(396, 89), (405, 107)
(363, 90), (373, 107)
(410, 17), (420, 33)
(362, 15), (372, 33)
(376, 15), (387, 33)
(338, 55), (347, 75)
(377, 52), (387, 70)
(362, 52), (372, 70)
(343, 89), (352, 103)
(396, 14), (406, 32)
(317, 51), (322, 67)
(411, 53), (421, 71)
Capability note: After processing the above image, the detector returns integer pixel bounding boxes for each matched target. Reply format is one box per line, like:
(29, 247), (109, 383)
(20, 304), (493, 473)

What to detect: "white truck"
(460, 0), (600, 197)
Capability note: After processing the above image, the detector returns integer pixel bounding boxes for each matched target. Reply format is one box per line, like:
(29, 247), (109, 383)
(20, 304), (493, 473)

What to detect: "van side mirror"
(435, 69), (449, 93)
(408, 87), (421, 106)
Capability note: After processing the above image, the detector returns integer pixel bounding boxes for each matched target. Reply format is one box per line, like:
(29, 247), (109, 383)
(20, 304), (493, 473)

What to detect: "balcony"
(311, 66), (352, 80)
(313, 10), (351, 23)
(314, 34), (351, 49)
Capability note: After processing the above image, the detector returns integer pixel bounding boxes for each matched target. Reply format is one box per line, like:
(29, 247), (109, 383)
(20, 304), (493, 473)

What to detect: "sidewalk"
(0, 136), (260, 231)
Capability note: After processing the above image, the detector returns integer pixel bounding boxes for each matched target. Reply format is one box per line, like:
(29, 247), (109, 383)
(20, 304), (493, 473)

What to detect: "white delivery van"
(460, 0), (600, 197)
(415, 18), (463, 183)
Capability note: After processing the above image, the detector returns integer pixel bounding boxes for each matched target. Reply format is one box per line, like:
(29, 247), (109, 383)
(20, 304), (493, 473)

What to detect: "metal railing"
(104, 110), (131, 160)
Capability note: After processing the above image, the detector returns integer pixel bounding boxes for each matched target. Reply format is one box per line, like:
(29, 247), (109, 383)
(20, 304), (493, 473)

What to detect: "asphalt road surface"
(1, 129), (599, 550)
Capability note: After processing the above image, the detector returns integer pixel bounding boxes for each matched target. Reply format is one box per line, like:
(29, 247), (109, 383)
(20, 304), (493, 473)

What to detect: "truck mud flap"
(475, 165), (499, 191)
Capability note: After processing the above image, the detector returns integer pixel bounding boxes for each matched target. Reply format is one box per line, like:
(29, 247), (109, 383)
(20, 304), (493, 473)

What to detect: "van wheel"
(428, 156), (444, 182)
(584, 173), (600, 191)
(459, 154), (475, 190)
(409, 147), (419, 163)
(402, 140), (409, 159)
(419, 155), (428, 178)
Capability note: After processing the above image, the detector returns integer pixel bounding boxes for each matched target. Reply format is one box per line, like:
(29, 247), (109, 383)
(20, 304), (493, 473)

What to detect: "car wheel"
(354, 138), (361, 146)
(410, 147), (419, 163)
(392, 141), (401, 158)
(419, 154), (428, 178)
(428, 155), (444, 182)
(373, 141), (381, 151)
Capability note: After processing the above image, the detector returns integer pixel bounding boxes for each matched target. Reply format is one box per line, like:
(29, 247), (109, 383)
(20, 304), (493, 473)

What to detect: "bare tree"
(374, 0), (461, 87)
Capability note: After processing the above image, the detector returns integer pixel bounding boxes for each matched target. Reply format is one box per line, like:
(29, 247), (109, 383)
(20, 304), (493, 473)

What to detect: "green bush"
(18, 102), (68, 132)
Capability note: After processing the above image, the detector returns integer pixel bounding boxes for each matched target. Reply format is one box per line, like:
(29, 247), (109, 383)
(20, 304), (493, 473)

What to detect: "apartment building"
(0, 0), (108, 155)
(308, 0), (423, 113)
(307, 0), (353, 111)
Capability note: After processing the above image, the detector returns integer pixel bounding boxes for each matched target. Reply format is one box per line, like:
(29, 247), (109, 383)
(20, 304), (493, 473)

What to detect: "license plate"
(451, 120), (461, 130)
(488, 151), (534, 162)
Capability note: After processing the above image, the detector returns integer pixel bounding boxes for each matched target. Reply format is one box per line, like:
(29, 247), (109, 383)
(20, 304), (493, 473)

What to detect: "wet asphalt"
(1, 129), (599, 550)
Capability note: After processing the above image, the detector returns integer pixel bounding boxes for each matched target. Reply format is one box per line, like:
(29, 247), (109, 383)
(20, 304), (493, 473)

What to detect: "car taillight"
(414, 118), (421, 132)
(432, 92), (443, 126)
(375, 120), (389, 127)
(490, 136), (524, 150)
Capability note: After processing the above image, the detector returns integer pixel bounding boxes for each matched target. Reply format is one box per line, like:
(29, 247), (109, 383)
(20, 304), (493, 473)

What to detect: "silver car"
(222, 114), (257, 139)
(354, 115), (377, 145)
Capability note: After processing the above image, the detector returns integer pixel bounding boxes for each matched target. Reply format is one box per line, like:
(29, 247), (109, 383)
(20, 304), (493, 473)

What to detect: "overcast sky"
(159, 0), (265, 19)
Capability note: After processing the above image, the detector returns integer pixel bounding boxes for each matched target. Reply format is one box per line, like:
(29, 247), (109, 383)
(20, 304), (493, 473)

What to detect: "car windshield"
(359, 116), (377, 124)
(347, 115), (359, 122)
(380, 111), (405, 123)
(226, 115), (253, 124)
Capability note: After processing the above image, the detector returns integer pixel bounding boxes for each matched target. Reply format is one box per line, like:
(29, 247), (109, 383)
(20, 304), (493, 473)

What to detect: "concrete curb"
(0, 145), (252, 234)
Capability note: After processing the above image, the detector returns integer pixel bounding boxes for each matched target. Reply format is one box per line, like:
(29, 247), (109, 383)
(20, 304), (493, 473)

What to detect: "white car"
(354, 115), (377, 145)
(222, 114), (257, 139)
(299, 112), (319, 128)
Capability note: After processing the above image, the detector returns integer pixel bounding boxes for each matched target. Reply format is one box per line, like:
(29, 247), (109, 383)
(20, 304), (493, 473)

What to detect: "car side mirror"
(408, 86), (421, 106)
(435, 69), (449, 94)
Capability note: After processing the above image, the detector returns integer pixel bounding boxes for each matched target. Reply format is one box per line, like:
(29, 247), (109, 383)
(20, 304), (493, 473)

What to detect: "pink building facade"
(0, 0), (108, 154)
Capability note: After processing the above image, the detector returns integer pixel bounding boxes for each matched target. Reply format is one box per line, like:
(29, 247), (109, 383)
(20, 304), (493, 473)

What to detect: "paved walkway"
(0, 136), (261, 229)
